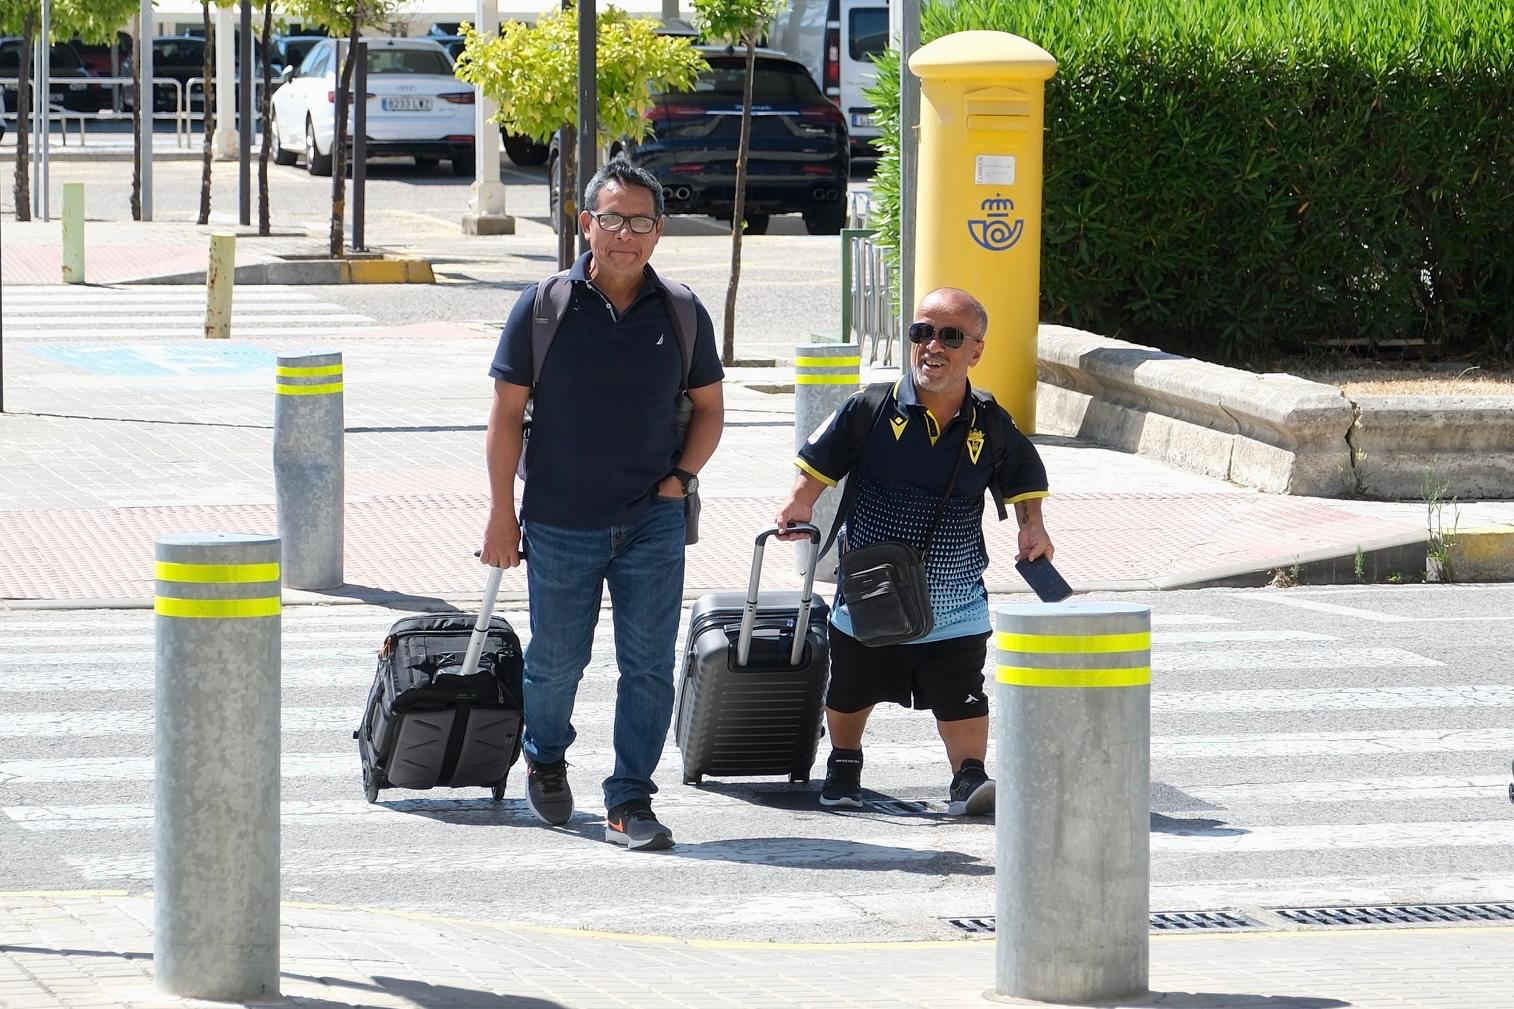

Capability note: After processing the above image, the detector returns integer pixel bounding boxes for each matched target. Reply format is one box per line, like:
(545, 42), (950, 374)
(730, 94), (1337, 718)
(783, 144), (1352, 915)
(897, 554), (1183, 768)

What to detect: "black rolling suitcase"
(676, 523), (830, 785)
(355, 566), (524, 803)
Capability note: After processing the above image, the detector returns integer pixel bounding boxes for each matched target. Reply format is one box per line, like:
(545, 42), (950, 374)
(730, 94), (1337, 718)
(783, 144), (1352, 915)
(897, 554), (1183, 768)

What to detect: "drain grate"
(944, 911), (1259, 935)
(1150, 910), (1259, 931)
(1276, 903), (1514, 927)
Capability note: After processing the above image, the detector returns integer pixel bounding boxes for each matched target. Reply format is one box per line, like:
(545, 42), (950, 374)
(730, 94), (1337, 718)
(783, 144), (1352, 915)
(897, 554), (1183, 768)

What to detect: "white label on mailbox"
(975, 155), (1016, 186)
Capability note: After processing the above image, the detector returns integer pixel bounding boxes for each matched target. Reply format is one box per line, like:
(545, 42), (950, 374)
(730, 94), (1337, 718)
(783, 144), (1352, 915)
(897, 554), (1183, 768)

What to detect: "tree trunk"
(130, 15), (142, 220)
(720, 36), (758, 367)
(330, 24), (361, 258)
(257, 1), (273, 235)
(197, 0), (213, 225)
(12, 13), (36, 223)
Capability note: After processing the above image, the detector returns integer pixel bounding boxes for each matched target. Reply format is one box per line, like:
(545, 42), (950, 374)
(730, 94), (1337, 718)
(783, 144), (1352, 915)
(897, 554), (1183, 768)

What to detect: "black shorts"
(827, 626), (990, 721)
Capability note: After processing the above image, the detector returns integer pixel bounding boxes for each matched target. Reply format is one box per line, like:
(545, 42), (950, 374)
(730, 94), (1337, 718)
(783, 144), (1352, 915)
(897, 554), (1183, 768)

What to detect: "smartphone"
(1015, 555), (1073, 602)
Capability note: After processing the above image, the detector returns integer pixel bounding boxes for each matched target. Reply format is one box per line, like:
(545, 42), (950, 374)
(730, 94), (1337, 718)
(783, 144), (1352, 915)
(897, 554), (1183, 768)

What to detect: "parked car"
(124, 35), (269, 113)
(269, 37), (476, 176)
(769, 0), (888, 159)
(270, 35), (327, 77)
(0, 38), (112, 114)
(423, 33), (549, 168)
(551, 47), (849, 235)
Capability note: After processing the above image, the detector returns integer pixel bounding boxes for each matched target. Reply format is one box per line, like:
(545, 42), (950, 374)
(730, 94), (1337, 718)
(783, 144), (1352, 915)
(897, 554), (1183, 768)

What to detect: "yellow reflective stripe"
(155, 561), (280, 584)
(996, 630), (1150, 654)
(155, 596), (282, 619)
(1005, 490), (1050, 505)
(794, 375), (859, 385)
(997, 665), (1151, 688)
(795, 457), (839, 488)
(275, 382), (344, 396)
(276, 364), (343, 377)
(794, 356), (861, 368)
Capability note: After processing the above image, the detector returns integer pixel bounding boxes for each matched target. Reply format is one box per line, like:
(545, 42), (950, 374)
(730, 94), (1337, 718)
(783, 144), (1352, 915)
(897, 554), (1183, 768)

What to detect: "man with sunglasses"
(774, 287), (1053, 816)
(482, 157), (725, 851)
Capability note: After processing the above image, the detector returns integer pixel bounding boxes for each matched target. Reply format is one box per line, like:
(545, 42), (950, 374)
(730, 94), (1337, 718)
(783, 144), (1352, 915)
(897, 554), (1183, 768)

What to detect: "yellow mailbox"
(910, 31), (1057, 433)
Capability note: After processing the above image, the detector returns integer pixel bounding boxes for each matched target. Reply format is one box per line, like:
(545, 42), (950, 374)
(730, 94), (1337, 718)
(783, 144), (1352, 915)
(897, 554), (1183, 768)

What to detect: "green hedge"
(868, 0), (1514, 363)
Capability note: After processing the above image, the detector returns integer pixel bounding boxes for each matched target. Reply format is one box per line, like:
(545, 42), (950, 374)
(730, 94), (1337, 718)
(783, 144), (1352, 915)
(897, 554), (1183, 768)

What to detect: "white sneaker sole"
(604, 825), (674, 851)
(818, 793), (864, 809)
(947, 779), (995, 817)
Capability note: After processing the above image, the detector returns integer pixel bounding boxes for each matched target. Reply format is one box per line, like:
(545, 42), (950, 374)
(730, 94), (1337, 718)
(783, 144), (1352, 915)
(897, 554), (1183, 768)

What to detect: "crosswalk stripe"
(54, 819), (1514, 881)
(1152, 872), (1514, 909)
(9, 314), (374, 326)
(1182, 775), (1509, 805)
(12, 327), (377, 340)
(1156, 647), (1441, 671)
(9, 686), (1514, 737)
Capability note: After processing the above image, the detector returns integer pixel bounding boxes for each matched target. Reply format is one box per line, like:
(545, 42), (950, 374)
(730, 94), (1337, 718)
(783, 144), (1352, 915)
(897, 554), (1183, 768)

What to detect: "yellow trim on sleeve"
(795, 458), (839, 488)
(1004, 490), (1050, 505)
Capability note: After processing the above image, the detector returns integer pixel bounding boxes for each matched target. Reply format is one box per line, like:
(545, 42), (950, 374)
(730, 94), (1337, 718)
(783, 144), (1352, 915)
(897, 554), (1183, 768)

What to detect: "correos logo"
(967, 195), (1023, 252)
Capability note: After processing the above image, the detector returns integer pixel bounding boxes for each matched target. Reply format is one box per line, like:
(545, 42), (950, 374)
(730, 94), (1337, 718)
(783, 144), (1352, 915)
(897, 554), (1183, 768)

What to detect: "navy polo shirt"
(797, 374), (1050, 641)
(490, 252), (723, 528)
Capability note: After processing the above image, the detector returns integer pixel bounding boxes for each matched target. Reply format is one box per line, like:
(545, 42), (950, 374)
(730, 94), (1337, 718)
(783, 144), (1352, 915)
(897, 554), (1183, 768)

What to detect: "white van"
(768, 0), (889, 159)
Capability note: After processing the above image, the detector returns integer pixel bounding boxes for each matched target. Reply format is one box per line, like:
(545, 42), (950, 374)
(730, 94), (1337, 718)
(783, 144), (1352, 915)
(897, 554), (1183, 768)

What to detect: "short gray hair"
(583, 156), (665, 218)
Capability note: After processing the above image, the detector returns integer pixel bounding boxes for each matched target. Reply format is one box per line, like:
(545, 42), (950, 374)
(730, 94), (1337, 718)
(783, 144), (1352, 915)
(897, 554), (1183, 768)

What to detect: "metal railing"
(842, 191), (899, 367)
(0, 75), (266, 148)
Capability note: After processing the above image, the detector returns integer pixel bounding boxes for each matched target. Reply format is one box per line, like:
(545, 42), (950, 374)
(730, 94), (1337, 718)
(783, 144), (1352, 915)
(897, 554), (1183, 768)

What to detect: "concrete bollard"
(154, 532), (281, 1000)
(61, 182), (85, 284)
(205, 231), (236, 339)
(793, 343), (860, 580)
(274, 353), (345, 590)
(992, 601), (1151, 1005)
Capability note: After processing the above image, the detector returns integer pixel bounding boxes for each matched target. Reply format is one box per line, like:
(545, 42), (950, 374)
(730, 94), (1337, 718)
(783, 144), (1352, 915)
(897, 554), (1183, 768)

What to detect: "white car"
(269, 37), (476, 176)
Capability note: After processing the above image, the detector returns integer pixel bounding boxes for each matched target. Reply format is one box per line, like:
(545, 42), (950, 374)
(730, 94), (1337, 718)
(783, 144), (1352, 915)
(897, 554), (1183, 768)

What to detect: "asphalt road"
(2, 583), (1511, 943)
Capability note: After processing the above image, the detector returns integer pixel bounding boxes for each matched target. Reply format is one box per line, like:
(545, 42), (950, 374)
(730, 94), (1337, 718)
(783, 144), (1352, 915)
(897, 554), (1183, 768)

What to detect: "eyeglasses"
(908, 322), (980, 349)
(587, 211), (660, 234)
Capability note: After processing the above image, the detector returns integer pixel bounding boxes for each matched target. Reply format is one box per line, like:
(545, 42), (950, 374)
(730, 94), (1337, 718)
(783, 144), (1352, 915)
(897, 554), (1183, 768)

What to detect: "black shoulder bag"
(832, 427), (969, 647)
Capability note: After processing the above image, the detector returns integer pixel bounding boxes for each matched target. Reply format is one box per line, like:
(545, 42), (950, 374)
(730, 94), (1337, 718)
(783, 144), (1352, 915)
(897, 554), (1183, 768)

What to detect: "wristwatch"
(670, 467), (699, 496)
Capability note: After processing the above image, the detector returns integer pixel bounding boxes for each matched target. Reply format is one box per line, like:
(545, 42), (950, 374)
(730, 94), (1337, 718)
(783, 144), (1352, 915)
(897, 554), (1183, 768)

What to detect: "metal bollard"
(61, 182), (85, 284)
(274, 352), (345, 590)
(793, 342), (860, 581)
(992, 601), (1151, 1005)
(205, 231), (235, 339)
(154, 532), (281, 1000)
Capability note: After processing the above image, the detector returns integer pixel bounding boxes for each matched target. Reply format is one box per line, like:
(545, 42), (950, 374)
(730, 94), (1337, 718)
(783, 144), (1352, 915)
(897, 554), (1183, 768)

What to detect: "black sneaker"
(525, 758), (573, 826)
(947, 760), (994, 817)
(819, 748), (864, 809)
(604, 800), (674, 851)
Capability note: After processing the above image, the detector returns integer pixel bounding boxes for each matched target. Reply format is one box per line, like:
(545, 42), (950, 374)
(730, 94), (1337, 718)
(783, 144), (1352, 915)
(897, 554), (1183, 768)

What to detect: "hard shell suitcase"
(354, 566), (524, 803)
(675, 524), (830, 785)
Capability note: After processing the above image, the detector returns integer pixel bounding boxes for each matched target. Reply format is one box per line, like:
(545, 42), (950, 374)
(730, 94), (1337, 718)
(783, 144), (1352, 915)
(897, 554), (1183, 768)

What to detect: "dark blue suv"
(551, 47), (850, 235)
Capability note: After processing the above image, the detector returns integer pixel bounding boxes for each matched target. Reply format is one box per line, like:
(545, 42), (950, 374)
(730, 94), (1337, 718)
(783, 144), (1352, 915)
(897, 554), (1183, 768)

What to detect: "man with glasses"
(774, 287), (1053, 815)
(482, 158), (724, 851)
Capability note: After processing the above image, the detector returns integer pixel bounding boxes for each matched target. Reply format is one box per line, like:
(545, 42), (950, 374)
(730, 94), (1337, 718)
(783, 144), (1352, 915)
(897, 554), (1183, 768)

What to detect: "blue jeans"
(520, 497), (686, 812)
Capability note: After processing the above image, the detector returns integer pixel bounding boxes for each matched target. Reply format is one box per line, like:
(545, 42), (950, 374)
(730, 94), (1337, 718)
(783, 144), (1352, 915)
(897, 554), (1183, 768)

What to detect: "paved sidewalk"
(2, 893), (1509, 1009)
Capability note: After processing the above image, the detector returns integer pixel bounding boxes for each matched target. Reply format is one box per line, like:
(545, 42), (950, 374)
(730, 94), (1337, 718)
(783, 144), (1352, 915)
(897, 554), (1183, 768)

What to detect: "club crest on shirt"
(967, 428), (985, 464)
(890, 414), (908, 441)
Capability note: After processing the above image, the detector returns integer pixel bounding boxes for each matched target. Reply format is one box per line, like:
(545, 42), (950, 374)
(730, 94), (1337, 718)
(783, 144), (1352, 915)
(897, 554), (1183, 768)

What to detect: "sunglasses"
(908, 322), (979, 349)
(587, 211), (659, 235)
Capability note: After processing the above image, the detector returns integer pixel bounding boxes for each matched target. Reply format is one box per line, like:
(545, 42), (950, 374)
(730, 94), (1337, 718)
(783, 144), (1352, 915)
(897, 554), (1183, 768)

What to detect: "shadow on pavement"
(281, 973), (567, 1009)
(1137, 993), (1347, 1009)
(666, 836), (993, 875)
(1150, 813), (1249, 838)
(312, 584), (465, 612)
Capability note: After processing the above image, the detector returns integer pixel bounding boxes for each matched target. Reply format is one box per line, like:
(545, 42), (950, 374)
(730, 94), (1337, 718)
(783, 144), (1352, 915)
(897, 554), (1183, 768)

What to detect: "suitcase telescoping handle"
(461, 564), (505, 678)
(737, 523), (821, 668)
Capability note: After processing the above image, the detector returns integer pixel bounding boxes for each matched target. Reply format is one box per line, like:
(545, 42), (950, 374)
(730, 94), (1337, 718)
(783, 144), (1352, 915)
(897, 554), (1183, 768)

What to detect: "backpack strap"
(662, 281), (700, 392)
(820, 381), (896, 557)
(529, 269), (574, 388)
(970, 387), (1011, 522)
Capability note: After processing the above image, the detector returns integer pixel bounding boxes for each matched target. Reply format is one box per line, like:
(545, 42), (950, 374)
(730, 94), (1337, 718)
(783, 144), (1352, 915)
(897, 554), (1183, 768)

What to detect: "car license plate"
(382, 97), (432, 112)
(851, 111), (874, 129)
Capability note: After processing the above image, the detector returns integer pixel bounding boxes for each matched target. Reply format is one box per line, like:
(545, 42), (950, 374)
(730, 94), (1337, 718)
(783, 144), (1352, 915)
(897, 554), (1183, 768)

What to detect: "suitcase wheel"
(491, 778), (507, 802)
(363, 766), (381, 804)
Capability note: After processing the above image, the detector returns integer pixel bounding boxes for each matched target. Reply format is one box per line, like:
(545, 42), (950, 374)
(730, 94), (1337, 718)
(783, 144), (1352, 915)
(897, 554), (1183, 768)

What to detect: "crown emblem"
(980, 195), (1015, 216)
